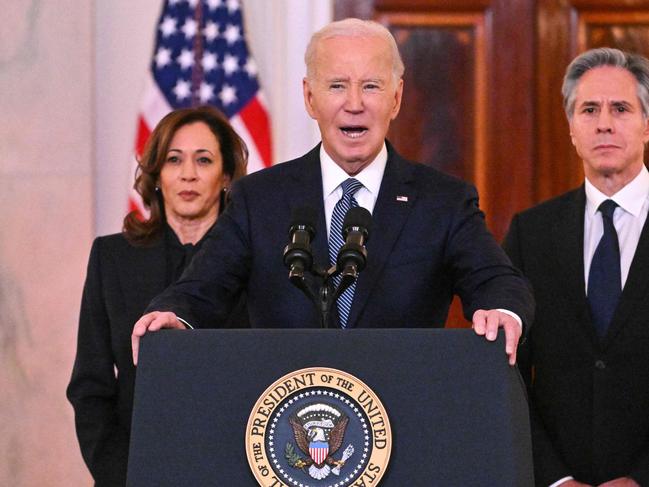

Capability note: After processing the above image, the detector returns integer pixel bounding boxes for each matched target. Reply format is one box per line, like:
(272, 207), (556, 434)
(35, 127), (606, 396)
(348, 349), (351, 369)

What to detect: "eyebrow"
(323, 77), (349, 83)
(611, 100), (634, 109)
(167, 148), (215, 155)
(324, 76), (386, 83)
(579, 99), (633, 108)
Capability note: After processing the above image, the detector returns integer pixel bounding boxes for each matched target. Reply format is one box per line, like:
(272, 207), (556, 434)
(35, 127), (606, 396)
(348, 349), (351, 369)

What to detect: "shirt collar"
(320, 143), (388, 198)
(585, 165), (649, 217)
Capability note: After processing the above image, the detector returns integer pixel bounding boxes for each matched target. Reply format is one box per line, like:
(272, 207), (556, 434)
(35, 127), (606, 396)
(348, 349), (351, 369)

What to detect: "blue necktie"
(329, 178), (364, 328)
(587, 199), (621, 337)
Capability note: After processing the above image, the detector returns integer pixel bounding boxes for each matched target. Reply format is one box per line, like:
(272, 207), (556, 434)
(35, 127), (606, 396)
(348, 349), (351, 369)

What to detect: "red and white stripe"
(128, 73), (273, 219)
(309, 445), (329, 465)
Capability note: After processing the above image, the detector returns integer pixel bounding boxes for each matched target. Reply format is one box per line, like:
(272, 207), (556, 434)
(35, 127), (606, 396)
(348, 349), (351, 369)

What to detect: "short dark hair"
(123, 106), (248, 245)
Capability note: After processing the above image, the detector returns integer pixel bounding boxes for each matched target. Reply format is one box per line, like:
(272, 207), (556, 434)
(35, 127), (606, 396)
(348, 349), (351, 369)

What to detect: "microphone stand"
(294, 263), (354, 329)
(318, 268), (334, 329)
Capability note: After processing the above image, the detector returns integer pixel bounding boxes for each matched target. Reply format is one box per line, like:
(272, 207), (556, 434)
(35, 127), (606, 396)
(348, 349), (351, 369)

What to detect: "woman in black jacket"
(66, 106), (248, 486)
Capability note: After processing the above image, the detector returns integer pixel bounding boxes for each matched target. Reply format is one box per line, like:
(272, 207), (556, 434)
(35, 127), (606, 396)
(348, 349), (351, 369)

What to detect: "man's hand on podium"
(132, 311), (185, 365)
(472, 309), (522, 366)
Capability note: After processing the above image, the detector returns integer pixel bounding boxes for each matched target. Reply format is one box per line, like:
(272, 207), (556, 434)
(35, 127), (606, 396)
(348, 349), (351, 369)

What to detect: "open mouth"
(340, 126), (368, 139)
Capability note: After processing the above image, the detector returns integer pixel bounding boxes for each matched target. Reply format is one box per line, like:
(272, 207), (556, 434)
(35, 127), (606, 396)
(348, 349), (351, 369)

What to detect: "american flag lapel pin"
(396, 195), (408, 202)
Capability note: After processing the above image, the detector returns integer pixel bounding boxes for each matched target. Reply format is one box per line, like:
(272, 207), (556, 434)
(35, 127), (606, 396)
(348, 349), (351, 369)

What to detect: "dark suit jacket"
(149, 143), (533, 331)
(66, 233), (247, 486)
(503, 187), (649, 486)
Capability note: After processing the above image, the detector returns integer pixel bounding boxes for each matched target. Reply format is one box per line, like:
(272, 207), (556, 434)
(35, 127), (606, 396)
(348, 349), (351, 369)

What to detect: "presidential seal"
(245, 367), (391, 487)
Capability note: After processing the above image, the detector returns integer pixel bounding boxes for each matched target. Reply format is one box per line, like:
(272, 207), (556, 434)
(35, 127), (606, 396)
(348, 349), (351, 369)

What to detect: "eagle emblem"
(285, 402), (354, 480)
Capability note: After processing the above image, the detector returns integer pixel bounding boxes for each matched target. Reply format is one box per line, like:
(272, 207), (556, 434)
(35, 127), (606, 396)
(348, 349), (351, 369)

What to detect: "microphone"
(336, 207), (372, 280)
(283, 206), (317, 280)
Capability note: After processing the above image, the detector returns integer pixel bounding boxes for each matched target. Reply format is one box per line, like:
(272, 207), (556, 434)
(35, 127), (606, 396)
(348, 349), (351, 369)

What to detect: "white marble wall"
(0, 0), (94, 485)
(0, 0), (331, 485)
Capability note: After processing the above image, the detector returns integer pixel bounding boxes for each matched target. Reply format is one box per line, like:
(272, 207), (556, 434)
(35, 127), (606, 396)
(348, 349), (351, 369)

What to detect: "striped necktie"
(329, 178), (364, 328)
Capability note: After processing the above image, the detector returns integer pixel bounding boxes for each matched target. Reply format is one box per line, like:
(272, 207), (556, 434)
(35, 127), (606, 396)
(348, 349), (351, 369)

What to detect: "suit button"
(595, 360), (606, 369)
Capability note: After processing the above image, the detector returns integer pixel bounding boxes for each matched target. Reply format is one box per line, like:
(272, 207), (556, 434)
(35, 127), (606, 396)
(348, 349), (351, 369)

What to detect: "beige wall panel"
(0, 0), (93, 485)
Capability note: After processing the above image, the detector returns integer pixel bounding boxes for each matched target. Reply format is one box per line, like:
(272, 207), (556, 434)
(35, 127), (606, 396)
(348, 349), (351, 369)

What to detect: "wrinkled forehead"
(316, 33), (391, 53)
(311, 35), (394, 77)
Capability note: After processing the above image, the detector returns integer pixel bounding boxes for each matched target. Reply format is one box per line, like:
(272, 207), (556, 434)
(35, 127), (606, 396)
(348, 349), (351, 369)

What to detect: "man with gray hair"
(132, 19), (533, 370)
(504, 47), (649, 486)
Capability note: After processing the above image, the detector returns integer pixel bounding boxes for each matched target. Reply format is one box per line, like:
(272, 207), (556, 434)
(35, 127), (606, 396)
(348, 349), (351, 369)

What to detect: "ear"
(303, 77), (317, 120)
(568, 122), (577, 147)
(390, 78), (404, 120)
(643, 116), (649, 144)
(222, 172), (232, 189)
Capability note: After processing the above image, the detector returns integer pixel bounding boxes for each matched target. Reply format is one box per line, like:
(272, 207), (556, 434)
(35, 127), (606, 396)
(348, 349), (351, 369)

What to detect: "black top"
(165, 223), (213, 285)
(67, 224), (248, 487)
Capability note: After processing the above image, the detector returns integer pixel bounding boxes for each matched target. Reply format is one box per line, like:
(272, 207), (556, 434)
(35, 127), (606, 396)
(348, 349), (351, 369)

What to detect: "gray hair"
(562, 47), (649, 119)
(304, 18), (405, 84)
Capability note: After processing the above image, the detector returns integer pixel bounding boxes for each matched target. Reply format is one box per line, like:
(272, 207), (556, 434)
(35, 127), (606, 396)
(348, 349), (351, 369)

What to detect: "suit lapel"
(551, 187), (598, 344)
(602, 211), (649, 346)
(286, 144), (329, 272)
(346, 147), (416, 328)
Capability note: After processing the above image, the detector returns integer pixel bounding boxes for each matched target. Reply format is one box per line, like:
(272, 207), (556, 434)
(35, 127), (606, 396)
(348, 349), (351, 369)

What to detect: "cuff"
(177, 316), (194, 329)
(548, 476), (574, 487)
(495, 308), (522, 329)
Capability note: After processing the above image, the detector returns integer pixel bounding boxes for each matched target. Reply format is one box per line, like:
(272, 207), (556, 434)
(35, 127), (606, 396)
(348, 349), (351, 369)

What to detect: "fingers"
(472, 309), (522, 366)
(132, 335), (139, 366)
(598, 478), (640, 487)
(131, 314), (152, 366)
(131, 311), (181, 365)
(472, 309), (487, 336)
(503, 320), (521, 366)
(485, 311), (501, 341)
(471, 309), (499, 340)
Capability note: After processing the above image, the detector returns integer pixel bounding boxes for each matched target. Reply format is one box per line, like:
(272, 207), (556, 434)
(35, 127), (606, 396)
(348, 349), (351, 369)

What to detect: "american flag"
(129, 0), (272, 217)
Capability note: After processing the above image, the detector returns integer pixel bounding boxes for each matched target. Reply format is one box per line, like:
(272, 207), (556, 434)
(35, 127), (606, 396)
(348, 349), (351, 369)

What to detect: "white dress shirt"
(320, 143), (387, 239)
(584, 165), (649, 293)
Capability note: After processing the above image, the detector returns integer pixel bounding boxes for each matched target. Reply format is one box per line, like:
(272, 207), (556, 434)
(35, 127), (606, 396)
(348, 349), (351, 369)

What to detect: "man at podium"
(132, 18), (534, 367)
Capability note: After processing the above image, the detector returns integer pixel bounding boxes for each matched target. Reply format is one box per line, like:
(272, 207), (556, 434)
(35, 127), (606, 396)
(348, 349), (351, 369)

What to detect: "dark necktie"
(587, 199), (621, 337)
(329, 178), (364, 328)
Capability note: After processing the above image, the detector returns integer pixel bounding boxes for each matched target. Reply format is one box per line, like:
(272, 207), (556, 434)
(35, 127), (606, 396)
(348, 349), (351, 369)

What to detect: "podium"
(127, 329), (532, 486)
